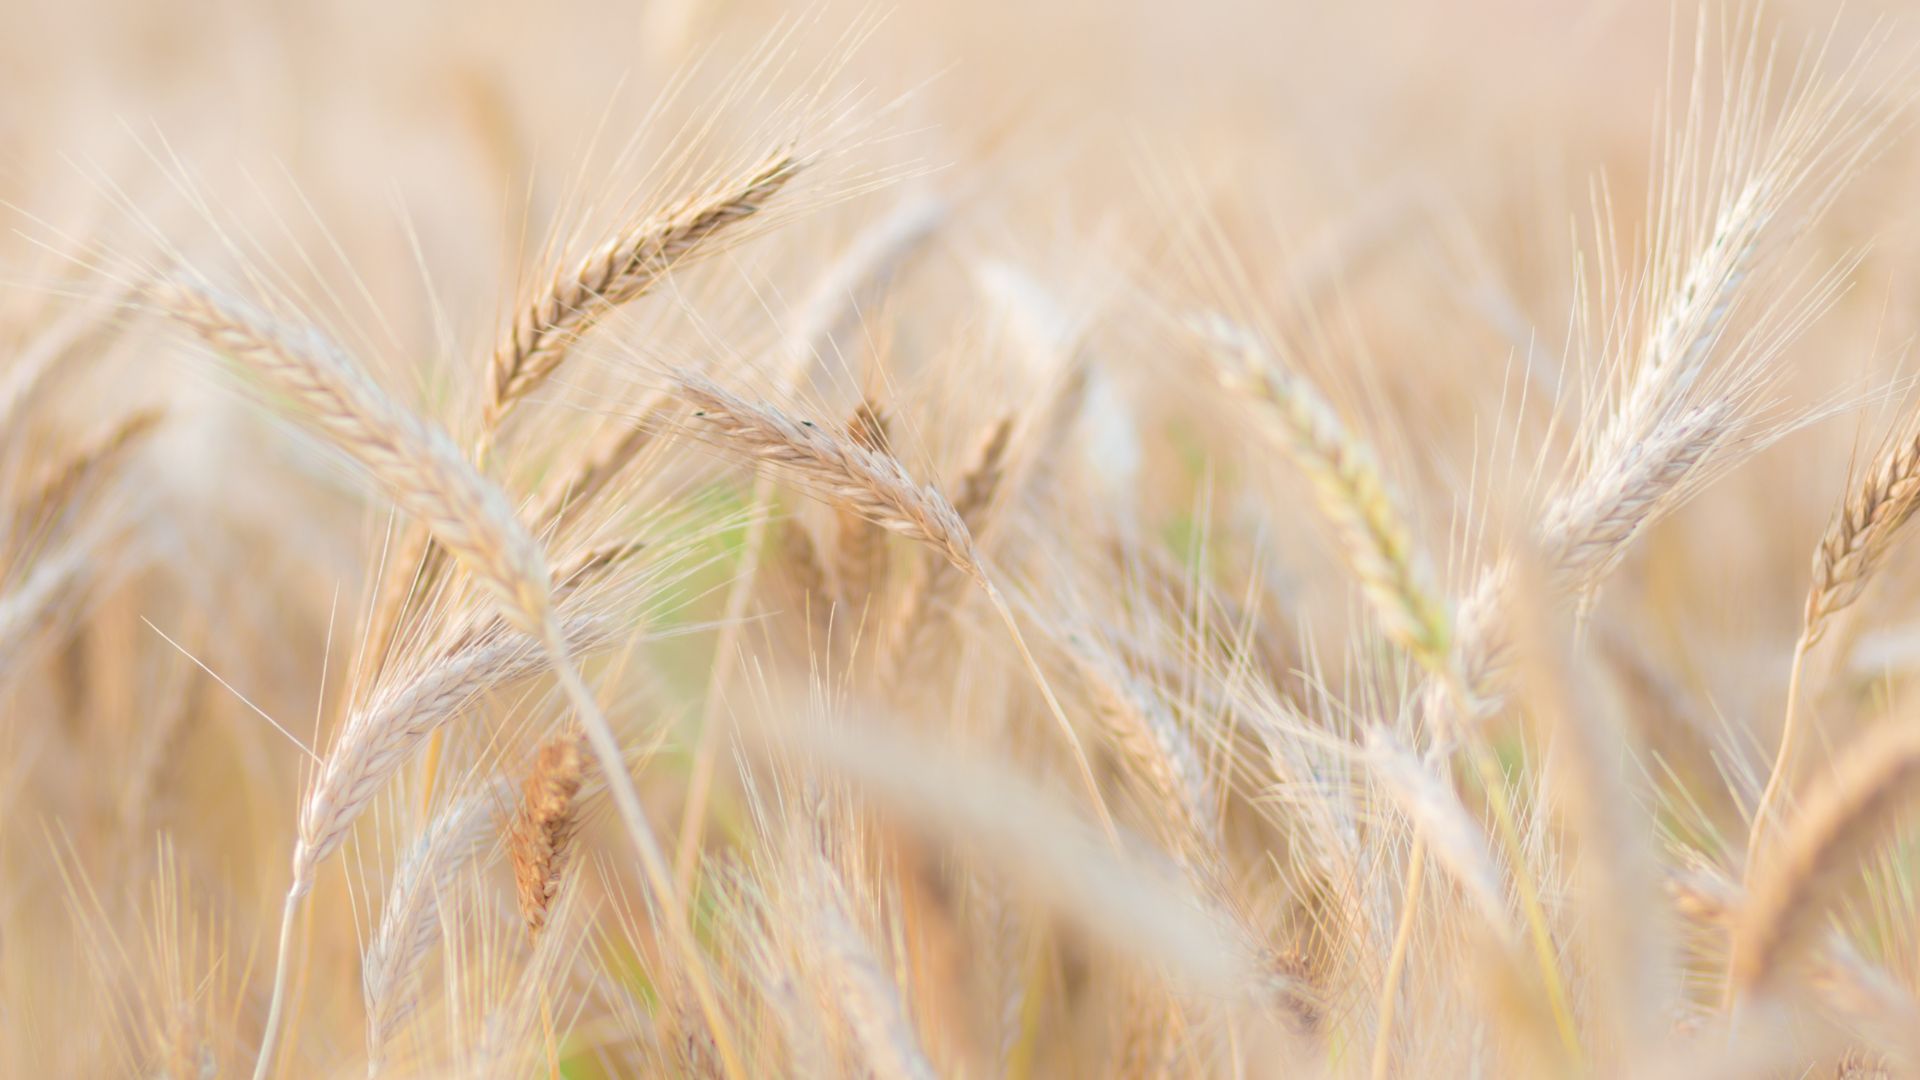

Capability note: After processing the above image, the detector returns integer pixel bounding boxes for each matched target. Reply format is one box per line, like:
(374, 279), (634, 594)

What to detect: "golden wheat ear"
(156, 278), (744, 1080)
(509, 727), (588, 938)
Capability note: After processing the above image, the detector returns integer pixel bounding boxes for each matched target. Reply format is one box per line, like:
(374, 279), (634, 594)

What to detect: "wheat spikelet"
(1064, 635), (1218, 858)
(532, 398), (674, 536)
(1197, 315), (1451, 668)
(1804, 412), (1920, 647)
(952, 414), (1014, 529)
(297, 616), (605, 882)
(363, 778), (510, 1067)
(509, 727), (588, 937)
(1543, 402), (1732, 595)
(676, 373), (982, 584)
(485, 151), (802, 432)
(798, 865), (937, 1080)
(1732, 722), (1920, 999)
(7, 409), (161, 562)
(832, 398), (891, 604)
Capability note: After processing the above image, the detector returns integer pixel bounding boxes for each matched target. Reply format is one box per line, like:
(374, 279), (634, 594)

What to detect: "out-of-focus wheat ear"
(509, 728), (588, 938)
(1362, 728), (1512, 939)
(1517, 589), (1672, 1059)
(1668, 867), (1920, 1069)
(1195, 315), (1451, 671)
(0, 276), (138, 443)
(799, 865), (937, 1080)
(676, 373), (1117, 838)
(1730, 722), (1920, 1004)
(777, 513), (830, 614)
(0, 545), (90, 685)
(363, 778), (510, 1071)
(533, 398), (676, 536)
(1114, 973), (1181, 1079)
(482, 150), (803, 440)
(832, 398), (892, 605)
(1064, 636), (1219, 860)
(7, 409), (161, 562)
(779, 193), (946, 373)
(952, 414), (1015, 530)
(362, 524), (436, 683)
(1753, 408), (1920, 856)
(879, 413), (1016, 681)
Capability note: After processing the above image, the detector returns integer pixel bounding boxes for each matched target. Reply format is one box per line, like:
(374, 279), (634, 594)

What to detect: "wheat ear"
(370, 151), (800, 678)
(509, 727), (588, 937)
(363, 779), (510, 1070)
(831, 398), (892, 604)
(1752, 409), (1920, 855)
(1197, 316), (1451, 669)
(157, 280), (743, 1080)
(674, 373), (1117, 837)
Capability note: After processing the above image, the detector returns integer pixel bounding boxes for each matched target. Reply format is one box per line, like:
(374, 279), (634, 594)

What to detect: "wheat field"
(12, 0), (1920, 1076)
